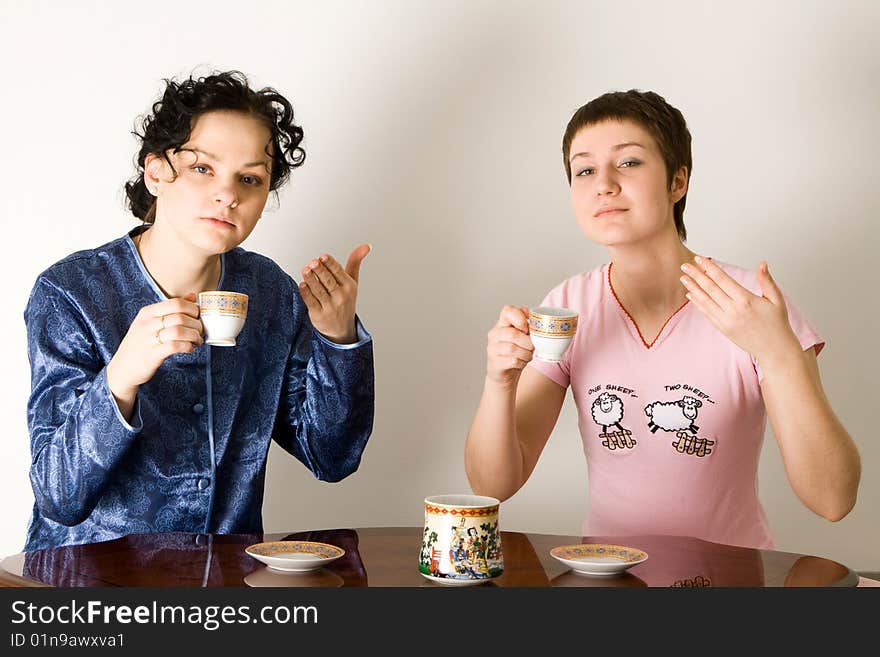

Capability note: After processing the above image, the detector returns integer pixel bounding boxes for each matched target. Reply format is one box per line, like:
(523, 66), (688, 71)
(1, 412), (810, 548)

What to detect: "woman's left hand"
(300, 243), (372, 343)
(679, 256), (802, 365)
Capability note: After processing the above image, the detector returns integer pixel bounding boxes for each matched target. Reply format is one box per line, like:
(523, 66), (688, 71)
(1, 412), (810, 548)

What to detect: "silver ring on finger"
(160, 314), (167, 329)
(155, 329), (164, 345)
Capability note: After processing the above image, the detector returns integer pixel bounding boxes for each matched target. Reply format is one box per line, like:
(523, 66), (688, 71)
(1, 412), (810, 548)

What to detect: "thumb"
(345, 243), (372, 282)
(757, 262), (784, 305)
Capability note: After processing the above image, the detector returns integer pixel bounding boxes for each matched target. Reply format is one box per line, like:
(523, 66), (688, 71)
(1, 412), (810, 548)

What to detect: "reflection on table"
(0, 527), (858, 587)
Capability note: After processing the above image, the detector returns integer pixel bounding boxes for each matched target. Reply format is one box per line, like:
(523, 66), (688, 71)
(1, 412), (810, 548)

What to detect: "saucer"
(420, 573), (495, 587)
(550, 544), (648, 576)
(245, 541), (345, 573)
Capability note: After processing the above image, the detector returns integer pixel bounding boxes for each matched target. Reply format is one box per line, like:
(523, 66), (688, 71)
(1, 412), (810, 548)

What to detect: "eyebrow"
(186, 147), (270, 170)
(569, 142), (646, 163)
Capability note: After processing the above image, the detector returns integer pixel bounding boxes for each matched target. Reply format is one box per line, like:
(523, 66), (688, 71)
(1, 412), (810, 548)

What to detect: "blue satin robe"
(23, 228), (375, 551)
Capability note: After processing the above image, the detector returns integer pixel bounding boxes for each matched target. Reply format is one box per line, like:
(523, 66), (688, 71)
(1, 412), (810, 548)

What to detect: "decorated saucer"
(550, 543), (648, 576)
(245, 541), (345, 573)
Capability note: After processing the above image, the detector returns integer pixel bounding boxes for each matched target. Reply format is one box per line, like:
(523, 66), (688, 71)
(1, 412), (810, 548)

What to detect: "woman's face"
(146, 110), (273, 256)
(568, 119), (685, 248)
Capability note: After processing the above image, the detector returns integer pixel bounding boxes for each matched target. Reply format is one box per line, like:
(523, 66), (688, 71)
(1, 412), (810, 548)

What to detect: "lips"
(594, 207), (627, 218)
(201, 216), (236, 228)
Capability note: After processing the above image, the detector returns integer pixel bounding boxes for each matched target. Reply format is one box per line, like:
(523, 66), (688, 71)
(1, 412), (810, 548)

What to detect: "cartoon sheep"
(644, 396), (702, 434)
(590, 392), (625, 433)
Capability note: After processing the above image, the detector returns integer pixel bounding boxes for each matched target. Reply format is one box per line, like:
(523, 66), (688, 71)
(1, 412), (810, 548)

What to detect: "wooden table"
(0, 527), (858, 587)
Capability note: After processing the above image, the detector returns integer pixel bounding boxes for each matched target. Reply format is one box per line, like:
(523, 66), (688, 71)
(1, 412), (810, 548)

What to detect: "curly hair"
(562, 90), (692, 242)
(125, 70), (305, 222)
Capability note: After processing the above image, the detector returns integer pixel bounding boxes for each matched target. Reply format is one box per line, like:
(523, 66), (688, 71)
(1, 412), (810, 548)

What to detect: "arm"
(26, 279), (143, 526)
(680, 256), (861, 521)
(464, 305), (567, 501)
(465, 367), (566, 501)
(272, 316), (375, 481)
(759, 346), (860, 521)
(272, 244), (375, 481)
(27, 279), (204, 526)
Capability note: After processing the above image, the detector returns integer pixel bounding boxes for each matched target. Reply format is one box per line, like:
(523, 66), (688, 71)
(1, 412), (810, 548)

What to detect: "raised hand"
(679, 256), (802, 366)
(299, 243), (371, 343)
(106, 293), (204, 418)
(486, 305), (535, 390)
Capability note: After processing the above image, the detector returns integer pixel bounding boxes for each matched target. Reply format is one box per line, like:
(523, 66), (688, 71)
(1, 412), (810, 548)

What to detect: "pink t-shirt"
(528, 261), (824, 549)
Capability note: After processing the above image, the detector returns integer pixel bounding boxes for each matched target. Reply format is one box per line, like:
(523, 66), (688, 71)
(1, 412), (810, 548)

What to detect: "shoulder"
(30, 234), (132, 298)
(712, 260), (760, 295)
(541, 263), (606, 312)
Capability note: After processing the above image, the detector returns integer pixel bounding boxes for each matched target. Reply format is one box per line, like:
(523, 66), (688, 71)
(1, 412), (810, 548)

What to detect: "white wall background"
(1, 0), (877, 571)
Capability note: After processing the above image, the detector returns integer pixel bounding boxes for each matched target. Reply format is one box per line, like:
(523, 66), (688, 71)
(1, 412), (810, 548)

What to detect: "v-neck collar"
(606, 261), (690, 350)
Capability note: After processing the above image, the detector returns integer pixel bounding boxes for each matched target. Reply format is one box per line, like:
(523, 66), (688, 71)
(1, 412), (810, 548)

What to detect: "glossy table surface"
(0, 527), (859, 587)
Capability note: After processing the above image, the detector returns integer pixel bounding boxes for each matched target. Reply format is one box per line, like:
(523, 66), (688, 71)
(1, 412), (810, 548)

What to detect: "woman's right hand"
(106, 293), (204, 416)
(485, 305), (535, 390)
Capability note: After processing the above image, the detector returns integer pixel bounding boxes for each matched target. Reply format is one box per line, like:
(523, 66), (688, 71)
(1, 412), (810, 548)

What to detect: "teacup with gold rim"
(198, 291), (248, 347)
(528, 306), (578, 362)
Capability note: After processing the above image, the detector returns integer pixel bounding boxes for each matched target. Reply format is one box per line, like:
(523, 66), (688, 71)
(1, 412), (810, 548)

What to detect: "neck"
(607, 230), (695, 317)
(135, 224), (221, 299)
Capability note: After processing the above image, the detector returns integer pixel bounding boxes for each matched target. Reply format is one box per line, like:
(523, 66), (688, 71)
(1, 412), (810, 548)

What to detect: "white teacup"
(198, 291), (249, 347)
(419, 494), (503, 585)
(528, 306), (578, 362)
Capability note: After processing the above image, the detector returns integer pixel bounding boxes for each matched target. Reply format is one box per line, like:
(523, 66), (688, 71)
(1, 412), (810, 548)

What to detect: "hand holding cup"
(485, 305), (535, 390)
(106, 293), (204, 418)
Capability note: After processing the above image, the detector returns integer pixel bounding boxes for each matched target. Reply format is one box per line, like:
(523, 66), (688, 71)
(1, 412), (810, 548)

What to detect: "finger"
(494, 354), (532, 371)
(497, 305), (529, 332)
(692, 255), (753, 303)
(151, 297), (201, 318)
(492, 341), (535, 363)
(680, 261), (733, 310)
(757, 262), (785, 305)
(493, 326), (535, 352)
(160, 325), (205, 345)
(160, 313), (204, 332)
(310, 260), (342, 294)
(301, 268), (331, 304)
(298, 280), (323, 312)
(318, 254), (351, 289)
(344, 243), (372, 283)
(160, 339), (197, 356)
(683, 283), (724, 326)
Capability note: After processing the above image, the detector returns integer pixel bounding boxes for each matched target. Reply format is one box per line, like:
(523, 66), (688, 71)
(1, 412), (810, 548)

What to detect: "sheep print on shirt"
(528, 261), (823, 549)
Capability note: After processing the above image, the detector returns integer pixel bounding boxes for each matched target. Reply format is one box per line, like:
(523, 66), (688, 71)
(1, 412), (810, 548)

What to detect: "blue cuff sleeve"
(311, 315), (372, 350)
(101, 369), (144, 434)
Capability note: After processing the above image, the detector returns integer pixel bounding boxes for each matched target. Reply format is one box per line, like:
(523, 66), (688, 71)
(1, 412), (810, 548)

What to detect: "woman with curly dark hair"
(23, 71), (375, 550)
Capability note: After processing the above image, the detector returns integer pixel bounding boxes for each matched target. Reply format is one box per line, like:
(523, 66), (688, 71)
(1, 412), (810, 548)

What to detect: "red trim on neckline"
(607, 261), (689, 350)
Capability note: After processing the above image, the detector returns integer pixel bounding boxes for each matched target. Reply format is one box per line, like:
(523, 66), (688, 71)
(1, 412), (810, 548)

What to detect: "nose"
(213, 181), (239, 209)
(596, 167), (620, 196)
